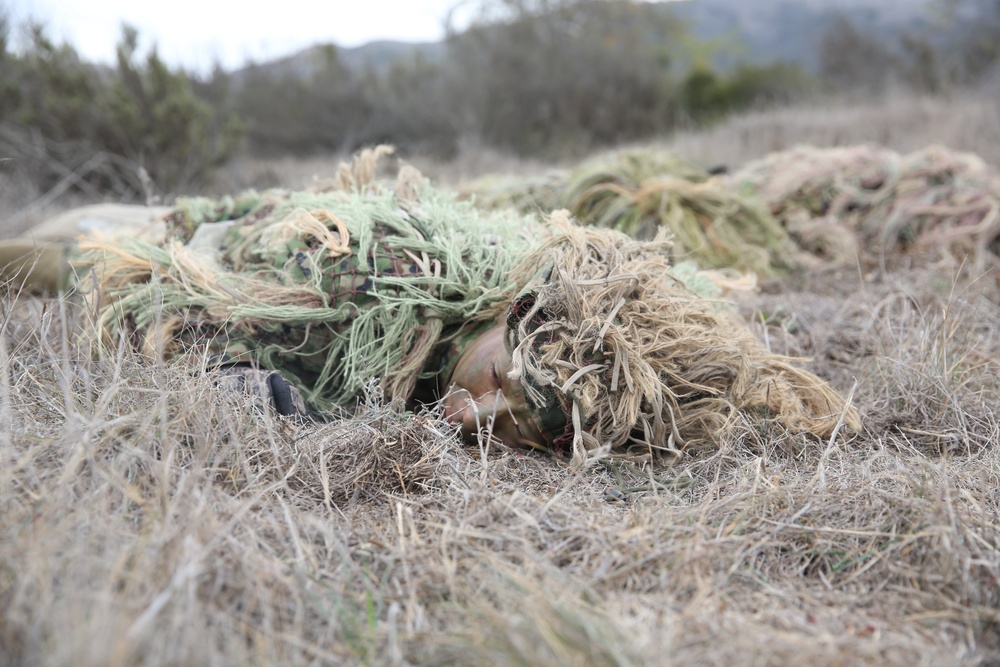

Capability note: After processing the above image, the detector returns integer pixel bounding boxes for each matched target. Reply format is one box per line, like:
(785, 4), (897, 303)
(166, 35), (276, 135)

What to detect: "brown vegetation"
(0, 258), (997, 666)
(663, 92), (1000, 173)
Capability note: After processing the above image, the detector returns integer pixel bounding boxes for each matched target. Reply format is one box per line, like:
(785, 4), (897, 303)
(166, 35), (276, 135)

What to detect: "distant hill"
(667, 0), (935, 72)
(337, 40), (447, 72)
(294, 40), (443, 76)
(235, 0), (944, 80)
(233, 40), (445, 83)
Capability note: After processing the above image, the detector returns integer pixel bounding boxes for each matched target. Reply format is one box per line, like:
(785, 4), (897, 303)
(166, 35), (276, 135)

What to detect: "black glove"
(216, 366), (310, 418)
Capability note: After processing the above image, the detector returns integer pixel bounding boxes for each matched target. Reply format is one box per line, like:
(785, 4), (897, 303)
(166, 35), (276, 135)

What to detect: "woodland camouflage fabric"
(190, 214), (479, 404)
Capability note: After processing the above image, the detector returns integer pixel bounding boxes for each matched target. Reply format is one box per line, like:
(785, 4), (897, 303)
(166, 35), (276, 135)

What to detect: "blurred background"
(2, 0), (999, 235)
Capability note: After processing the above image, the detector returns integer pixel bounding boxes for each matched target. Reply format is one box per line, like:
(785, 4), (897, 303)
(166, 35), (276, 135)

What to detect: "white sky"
(15, 0), (471, 72)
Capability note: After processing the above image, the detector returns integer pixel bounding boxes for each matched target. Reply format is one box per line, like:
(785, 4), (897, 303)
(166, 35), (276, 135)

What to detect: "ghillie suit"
(81, 150), (540, 410)
(464, 149), (801, 278)
(78, 148), (859, 465)
(727, 144), (1000, 271)
(497, 212), (860, 466)
(467, 143), (1000, 277)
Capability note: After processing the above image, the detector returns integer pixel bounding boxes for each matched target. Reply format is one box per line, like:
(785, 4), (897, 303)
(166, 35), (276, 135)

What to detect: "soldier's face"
(442, 323), (548, 449)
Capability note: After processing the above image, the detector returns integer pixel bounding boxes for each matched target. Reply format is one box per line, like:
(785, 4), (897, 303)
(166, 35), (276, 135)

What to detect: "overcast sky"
(15, 0), (471, 71)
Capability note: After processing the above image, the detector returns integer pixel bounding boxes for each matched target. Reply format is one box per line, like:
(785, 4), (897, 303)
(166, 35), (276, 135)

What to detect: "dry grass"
(209, 141), (562, 198)
(0, 166), (44, 240)
(0, 258), (998, 666)
(663, 91), (1000, 173)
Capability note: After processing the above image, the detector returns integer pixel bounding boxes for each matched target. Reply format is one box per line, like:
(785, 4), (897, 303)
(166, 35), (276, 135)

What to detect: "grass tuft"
(0, 263), (998, 665)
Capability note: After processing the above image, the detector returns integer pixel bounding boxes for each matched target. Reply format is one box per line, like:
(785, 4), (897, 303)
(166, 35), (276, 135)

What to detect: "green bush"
(681, 62), (810, 124)
(0, 21), (241, 199)
(99, 26), (243, 190)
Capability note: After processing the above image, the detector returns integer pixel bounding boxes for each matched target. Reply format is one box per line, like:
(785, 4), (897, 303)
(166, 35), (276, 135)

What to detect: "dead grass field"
(663, 91), (1000, 173)
(1, 92), (999, 666)
(1, 258), (997, 667)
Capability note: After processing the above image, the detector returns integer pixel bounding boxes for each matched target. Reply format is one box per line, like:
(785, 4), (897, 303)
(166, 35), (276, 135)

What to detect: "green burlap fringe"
(464, 149), (801, 277)
(82, 180), (543, 410)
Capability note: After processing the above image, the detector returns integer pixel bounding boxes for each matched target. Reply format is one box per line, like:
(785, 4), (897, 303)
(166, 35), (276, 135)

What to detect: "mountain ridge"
(239, 0), (945, 79)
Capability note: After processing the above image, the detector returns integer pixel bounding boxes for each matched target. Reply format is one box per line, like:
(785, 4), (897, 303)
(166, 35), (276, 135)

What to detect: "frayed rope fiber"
(77, 147), (860, 462)
(499, 212), (860, 466)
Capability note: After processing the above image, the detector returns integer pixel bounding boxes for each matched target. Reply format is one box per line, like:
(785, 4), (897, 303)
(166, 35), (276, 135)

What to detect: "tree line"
(819, 0), (1000, 95)
(2, 0), (998, 200)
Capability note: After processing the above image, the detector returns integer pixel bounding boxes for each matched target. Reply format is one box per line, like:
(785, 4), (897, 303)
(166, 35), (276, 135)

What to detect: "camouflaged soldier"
(3, 151), (860, 464)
